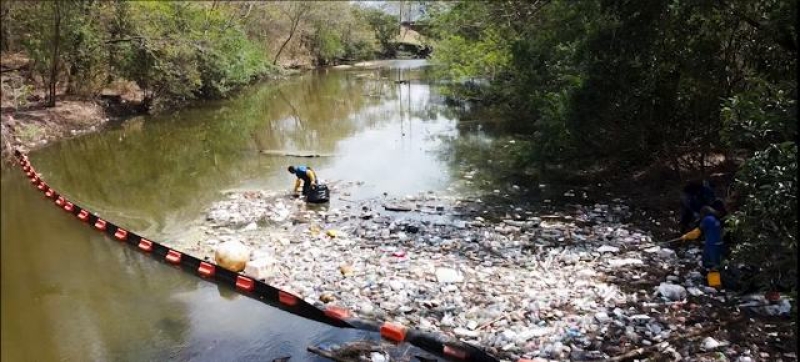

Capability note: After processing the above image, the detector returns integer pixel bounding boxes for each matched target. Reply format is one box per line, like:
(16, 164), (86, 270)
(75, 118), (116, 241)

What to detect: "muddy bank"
(1, 101), (110, 158)
(171, 181), (794, 362)
(1, 53), (141, 160)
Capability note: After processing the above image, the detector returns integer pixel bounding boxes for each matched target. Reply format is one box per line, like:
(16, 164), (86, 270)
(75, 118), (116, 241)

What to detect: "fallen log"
(1, 65), (28, 73)
(307, 346), (354, 362)
(307, 341), (386, 362)
(260, 150), (336, 158)
(383, 204), (414, 212)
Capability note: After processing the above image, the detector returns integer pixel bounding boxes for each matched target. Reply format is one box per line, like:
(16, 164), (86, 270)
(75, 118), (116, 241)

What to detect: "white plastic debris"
(597, 245), (620, 253)
(370, 352), (387, 362)
(607, 258), (644, 267)
(244, 256), (279, 280)
(656, 283), (687, 301)
(701, 337), (721, 351)
(435, 268), (464, 283)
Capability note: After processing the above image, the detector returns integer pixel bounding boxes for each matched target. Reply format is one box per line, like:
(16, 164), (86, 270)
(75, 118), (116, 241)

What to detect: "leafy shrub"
(727, 142), (797, 293)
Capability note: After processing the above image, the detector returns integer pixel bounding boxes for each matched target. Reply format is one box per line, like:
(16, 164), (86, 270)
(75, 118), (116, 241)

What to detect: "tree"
(360, 7), (399, 57)
(273, 1), (311, 65)
(6, 0), (389, 112)
(46, 1), (61, 107)
(429, 0), (797, 293)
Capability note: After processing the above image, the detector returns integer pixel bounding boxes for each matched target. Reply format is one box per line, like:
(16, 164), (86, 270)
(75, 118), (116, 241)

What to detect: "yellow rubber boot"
(707, 270), (721, 288)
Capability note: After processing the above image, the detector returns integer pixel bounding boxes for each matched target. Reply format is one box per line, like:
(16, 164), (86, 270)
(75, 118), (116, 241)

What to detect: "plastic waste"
(307, 184), (330, 204)
(657, 283), (687, 301)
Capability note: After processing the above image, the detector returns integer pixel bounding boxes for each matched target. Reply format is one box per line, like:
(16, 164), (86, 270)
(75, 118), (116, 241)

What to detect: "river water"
(1, 59), (498, 361)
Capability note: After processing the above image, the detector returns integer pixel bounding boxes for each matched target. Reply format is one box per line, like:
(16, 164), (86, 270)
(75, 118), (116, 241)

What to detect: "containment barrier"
(77, 209), (89, 221)
(12, 150), (505, 362)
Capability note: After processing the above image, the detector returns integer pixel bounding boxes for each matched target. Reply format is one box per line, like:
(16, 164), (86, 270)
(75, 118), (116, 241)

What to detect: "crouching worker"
(679, 180), (716, 233)
(678, 200), (727, 286)
(287, 165), (317, 197)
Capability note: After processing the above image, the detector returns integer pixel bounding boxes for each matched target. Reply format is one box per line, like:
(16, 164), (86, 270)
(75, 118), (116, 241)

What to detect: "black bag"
(306, 184), (330, 204)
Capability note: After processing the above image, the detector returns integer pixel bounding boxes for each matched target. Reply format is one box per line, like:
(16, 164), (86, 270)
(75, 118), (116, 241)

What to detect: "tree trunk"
(0, 3), (10, 52)
(47, 2), (61, 108)
(273, 20), (299, 66)
(273, 3), (308, 66)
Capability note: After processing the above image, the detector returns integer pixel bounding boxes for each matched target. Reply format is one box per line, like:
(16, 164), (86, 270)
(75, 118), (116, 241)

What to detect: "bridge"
(400, 21), (431, 36)
(396, 22), (432, 58)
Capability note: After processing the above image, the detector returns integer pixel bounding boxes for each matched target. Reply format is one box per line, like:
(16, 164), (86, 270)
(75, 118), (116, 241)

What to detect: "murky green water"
(1, 59), (495, 361)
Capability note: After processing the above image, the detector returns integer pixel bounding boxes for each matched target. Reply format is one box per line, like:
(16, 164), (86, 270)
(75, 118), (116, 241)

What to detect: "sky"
(349, 0), (427, 21)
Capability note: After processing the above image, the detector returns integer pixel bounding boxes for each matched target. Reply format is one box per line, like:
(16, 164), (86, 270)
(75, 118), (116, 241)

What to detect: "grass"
(16, 123), (45, 144)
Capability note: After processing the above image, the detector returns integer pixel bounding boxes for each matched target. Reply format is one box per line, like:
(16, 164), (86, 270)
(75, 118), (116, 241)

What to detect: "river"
(1, 59), (499, 361)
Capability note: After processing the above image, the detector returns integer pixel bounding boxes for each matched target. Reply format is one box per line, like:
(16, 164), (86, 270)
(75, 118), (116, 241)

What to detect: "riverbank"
(0, 53), (308, 162)
(173, 182), (794, 362)
(0, 52), (409, 162)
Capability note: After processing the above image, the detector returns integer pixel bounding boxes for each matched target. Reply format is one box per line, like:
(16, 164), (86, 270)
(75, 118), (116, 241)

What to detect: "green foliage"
(308, 21), (345, 66)
(299, 4), (383, 66)
(430, 0), (796, 169)
(113, 2), (202, 109)
(11, 1), (273, 111)
(428, 2), (510, 81)
(60, 1), (107, 95)
(114, 2), (271, 110)
(193, 7), (270, 98)
(16, 123), (45, 143)
(360, 7), (399, 57)
(7, 1), (398, 110)
(727, 142), (797, 292)
(431, 0), (797, 290)
(721, 78), (797, 151)
(16, 2), (64, 83)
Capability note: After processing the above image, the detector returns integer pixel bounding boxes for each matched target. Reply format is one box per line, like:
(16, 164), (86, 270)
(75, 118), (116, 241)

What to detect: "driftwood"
(607, 316), (745, 362)
(260, 150), (335, 158)
(383, 204), (414, 212)
(307, 341), (386, 362)
(476, 313), (509, 331)
(539, 214), (596, 227)
(307, 346), (353, 362)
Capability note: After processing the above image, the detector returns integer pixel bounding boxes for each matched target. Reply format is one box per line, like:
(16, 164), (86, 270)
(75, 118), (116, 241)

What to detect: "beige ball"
(214, 240), (250, 272)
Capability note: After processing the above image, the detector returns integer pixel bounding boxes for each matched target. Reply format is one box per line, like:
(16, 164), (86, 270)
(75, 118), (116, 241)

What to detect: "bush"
(727, 142), (797, 292)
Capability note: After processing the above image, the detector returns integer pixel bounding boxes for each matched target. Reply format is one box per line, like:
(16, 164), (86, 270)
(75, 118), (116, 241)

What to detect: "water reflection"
(3, 59), (470, 362)
(31, 60), (459, 239)
(1, 168), (194, 361)
(2, 167), (377, 362)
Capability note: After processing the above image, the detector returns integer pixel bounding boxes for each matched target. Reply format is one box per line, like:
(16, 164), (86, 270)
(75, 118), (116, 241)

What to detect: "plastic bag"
(306, 184), (330, 203)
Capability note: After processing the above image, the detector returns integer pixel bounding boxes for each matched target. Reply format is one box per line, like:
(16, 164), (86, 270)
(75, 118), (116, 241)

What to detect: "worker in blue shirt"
(287, 165), (317, 197)
(678, 200), (727, 270)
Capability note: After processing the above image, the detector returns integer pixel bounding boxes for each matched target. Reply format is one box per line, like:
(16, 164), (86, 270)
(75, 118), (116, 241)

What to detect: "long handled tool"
(632, 236), (683, 251)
